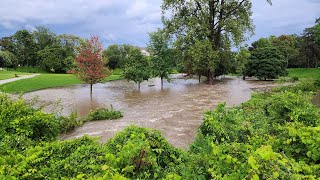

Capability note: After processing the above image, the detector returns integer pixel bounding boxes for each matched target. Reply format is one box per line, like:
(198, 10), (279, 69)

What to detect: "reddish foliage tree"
(75, 35), (110, 94)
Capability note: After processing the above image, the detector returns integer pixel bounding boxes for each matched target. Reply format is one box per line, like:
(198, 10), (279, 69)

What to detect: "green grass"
(0, 74), (123, 94)
(287, 68), (320, 80)
(0, 70), (32, 80)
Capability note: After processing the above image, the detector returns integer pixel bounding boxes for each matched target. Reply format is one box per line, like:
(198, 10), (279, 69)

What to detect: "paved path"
(0, 74), (40, 85)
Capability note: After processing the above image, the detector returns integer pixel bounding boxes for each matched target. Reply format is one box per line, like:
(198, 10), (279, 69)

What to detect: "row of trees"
(248, 20), (320, 69)
(0, 26), (80, 72)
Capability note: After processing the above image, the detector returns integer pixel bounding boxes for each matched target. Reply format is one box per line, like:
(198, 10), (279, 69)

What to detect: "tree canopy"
(245, 47), (287, 80)
(148, 29), (176, 87)
(75, 36), (110, 94)
(123, 48), (151, 90)
(161, 0), (271, 83)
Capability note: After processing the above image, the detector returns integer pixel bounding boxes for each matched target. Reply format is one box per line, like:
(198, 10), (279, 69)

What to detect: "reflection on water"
(23, 75), (279, 148)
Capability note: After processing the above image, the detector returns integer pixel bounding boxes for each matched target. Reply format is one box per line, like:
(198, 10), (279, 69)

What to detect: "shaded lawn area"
(287, 68), (320, 80)
(0, 74), (123, 94)
(0, 71), (32, 80)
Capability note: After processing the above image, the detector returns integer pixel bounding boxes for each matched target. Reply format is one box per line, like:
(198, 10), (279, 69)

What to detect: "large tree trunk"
(207, 70), (214, 84)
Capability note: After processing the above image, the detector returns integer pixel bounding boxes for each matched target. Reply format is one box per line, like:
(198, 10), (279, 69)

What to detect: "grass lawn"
(0, 74), (123, 94)
(287, 68), (320, 80)
(0, 71), (33, 80)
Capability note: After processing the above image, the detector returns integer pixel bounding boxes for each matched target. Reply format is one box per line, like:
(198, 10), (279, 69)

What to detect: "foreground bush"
(86, 107), (123, 121)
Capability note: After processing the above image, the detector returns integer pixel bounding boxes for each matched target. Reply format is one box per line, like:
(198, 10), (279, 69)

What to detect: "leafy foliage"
(123, 48), (151, 89)
(75, 35), (110, 92)
(0, 81), (319, 179)
(0, 50), (18, 68)
(246, 47), (287, 80)
(162, 0), (263, 82)
(148, 29), (176, 87)
(86, 107), (123, 121)
(103, 44), (132, 69)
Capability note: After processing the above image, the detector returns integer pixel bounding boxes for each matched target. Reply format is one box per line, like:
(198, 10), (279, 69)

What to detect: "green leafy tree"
(37, 45), (71, 73)
(0, 36), (16, 53)
(123, 48), (151, 90)
(103, 44), (133, 69)
(245, 47), (287, 80)
(299, 19), (320, 68)
(148, 29), (176, 88)
(33, 26), (58, 50)
(188, 39), (217, 82)
(162, 0), (272, 83)
(13, 30), (37, 66)
(0, 51), (18, 68)
(235, 46), (251, 79)
(103, 44), (123, 69)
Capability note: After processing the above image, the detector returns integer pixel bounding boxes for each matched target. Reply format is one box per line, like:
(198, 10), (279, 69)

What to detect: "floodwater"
(23, 75), (279, 148)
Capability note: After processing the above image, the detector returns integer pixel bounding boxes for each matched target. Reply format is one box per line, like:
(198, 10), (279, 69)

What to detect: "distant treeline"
(0, 26), (81, 73)
(249, 19), (320, 69)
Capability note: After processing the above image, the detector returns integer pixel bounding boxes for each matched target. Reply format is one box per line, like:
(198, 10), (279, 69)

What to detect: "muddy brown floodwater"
(23, 75), (279, 149)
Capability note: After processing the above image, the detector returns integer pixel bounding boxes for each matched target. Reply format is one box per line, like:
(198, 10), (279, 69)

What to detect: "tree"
(123, 48), (151, 90)
(298, 19), (320, 68)
(245, 47), (287, 80)
(75, 36), (110, 95)
(0, 36), (16, 53)
(162, 0), (272, 83)
(0, 51), (18, 68)
(13, 30), (37, 66)
(148, 29), (176, 88)
(103, 44), (133, 69)
(235, 46), (250, 79)
(33, 26), (58, 50)
(37, 45), (71, 73)
(103, 44), (122, 69)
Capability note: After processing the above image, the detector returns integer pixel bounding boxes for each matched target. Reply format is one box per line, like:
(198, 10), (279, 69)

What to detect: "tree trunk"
(90, 83), (93, 97)
(242, 75), (246, 80)
(198, 75), (201, 83)
(161, 76), (163, 89)
(138, 82), (140, 91)
(207, 70), (214, 84)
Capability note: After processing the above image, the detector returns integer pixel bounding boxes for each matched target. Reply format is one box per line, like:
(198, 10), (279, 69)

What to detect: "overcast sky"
(0, 0), (319, 47)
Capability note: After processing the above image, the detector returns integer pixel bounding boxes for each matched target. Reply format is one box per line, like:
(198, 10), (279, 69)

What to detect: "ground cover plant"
(86, 107), (123, 121)
(0, 80), (319, 179)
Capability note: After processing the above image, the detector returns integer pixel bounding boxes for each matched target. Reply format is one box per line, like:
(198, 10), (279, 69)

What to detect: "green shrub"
(105, 126), (186, 179)
(0, 94), (60, 145)
(86, 107), (123, 121)
(57, 112), (83, 133)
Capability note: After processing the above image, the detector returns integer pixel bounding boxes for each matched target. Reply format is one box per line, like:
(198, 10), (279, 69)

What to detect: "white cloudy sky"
(0, 0), (319, 47)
